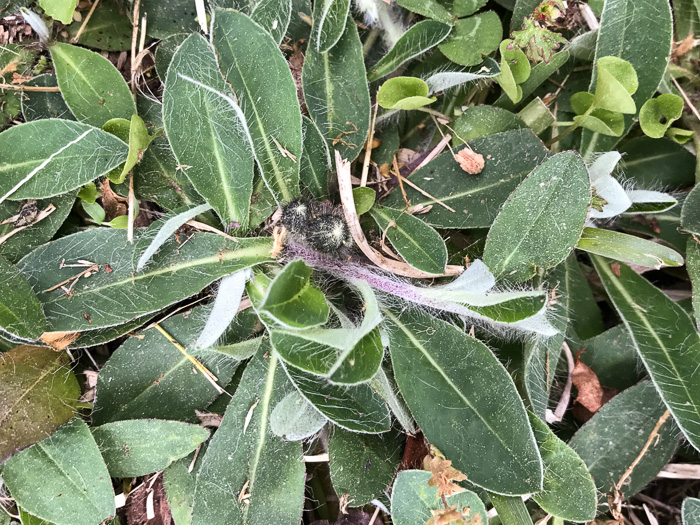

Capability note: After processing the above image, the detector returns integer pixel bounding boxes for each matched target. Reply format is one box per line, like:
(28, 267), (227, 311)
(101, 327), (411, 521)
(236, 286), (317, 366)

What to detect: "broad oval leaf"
(438, 12), (502, 67)
(528, 412), (597, 522)
(0, 255), (45, 339)
(192, 351), (305, 525)
(483, 151), (590, 282)
(397, 0), (453, 25)
(21, 73), (73, 122)
(382, 129), (550, 229)
(569, 381), (678, 500)
(93, 305), (254, 425)
(577, 227), (683, 269)
(367, 20), (452, 81)
(0, 119), (128, 202)
(592, 256), (700, 452)
(385, 307), (543, 495)
(329, 426), (403, 506)
(284, 363), (391, 433)
(163, 33), (255, 229)
(369, 205), (447, 274)
(376, 77), (436, 111)
(213, 8), (302, 203)
(0, 346), (79, 463)
(303, 14), (371, 163)
(391, 470), (488, 525)
(50, 42), (136, 127)
(1, 418), (115, 525)
(17, 228), (272, 332)
(639, 93), (684, 138)
(270, 390), (328, 440)
(311, 0), (350, 52)
(92, 419), (209, 478)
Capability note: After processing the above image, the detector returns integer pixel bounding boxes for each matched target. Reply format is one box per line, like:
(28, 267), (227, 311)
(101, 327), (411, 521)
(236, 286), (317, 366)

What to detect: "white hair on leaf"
(195, 269), (252, 350)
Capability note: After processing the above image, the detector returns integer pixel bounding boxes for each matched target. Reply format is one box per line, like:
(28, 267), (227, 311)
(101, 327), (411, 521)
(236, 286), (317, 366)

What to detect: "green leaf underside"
(592, 256), (700, 452)
(17, 228), (272, 332)
(0, 346), (80, 463)
(51, 43), (136, 128)
(192, 351), (305, 525)
(284, 363), (391, 433)
(385, 308), (543, 495)
(382, 129), (551, 228)
(0, 119), (128, 201)
(163, 33), (254, 229)
(391, 470), (488, 525)
(213, 9), (302, 203)
(303, 14), (371, 163)
(1, 418), (115, 525)
(92, 419), (209, 478)
(483, 151), (590, 282)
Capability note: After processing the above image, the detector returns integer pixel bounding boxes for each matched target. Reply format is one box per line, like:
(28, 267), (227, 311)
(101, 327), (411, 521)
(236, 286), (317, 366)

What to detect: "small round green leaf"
(377, 77), (436, 110)
(353, 186), (376, 215)
(639, 93), (684, 139)
(439, 11), (502, 66)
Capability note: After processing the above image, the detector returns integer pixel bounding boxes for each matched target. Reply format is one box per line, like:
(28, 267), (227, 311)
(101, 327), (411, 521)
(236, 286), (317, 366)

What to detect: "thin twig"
(336, 151), (463, 278)
(411, 133), (452, 174)
(396, 173), (455, 213)
(360, 101), (379, 187)
(153, 323), (225, 394)
(671, 76), (700, 123)
(130, 0), (141, 98)
(546, 341), (574, 423)
(127, 171), (135, 243)
(617, 409), (672, 491)
(70, 0), (100, 44)
(0, 82), (60, 91)
(186, 219), (239, 241)
(368, 506), (381, 525)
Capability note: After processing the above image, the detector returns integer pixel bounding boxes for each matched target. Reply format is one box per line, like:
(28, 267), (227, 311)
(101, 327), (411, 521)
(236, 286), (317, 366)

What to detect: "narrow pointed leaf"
(213, 9), (302, 203)
(367, 20), (452, 81)
(385, 307), (543, 495)
(0, 119), (128, 202)
(483, 151), (590, 282)
(1, 419), (115, 525)
(303, 15), (371, 162)
(192, 351), (305, 525)
(50, 43), (136, 127)
(577, 227), (683, 269)
(284, 364), (391, 433)
(528, 412), (597, 522)
(369, 205), (447, 274)
(17, 229), (272, 332)
(163, 33), (255, 228)
(0, 346), (80, 463)
(300, 115), (331, 200)
(195, 270), (250, 350)
(92, 419), (209, 478)
(0, 255), (45, 339)
(311, 0), (350, 52)
(592, 256), (700, 451)
(134, 203), (213, 271)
